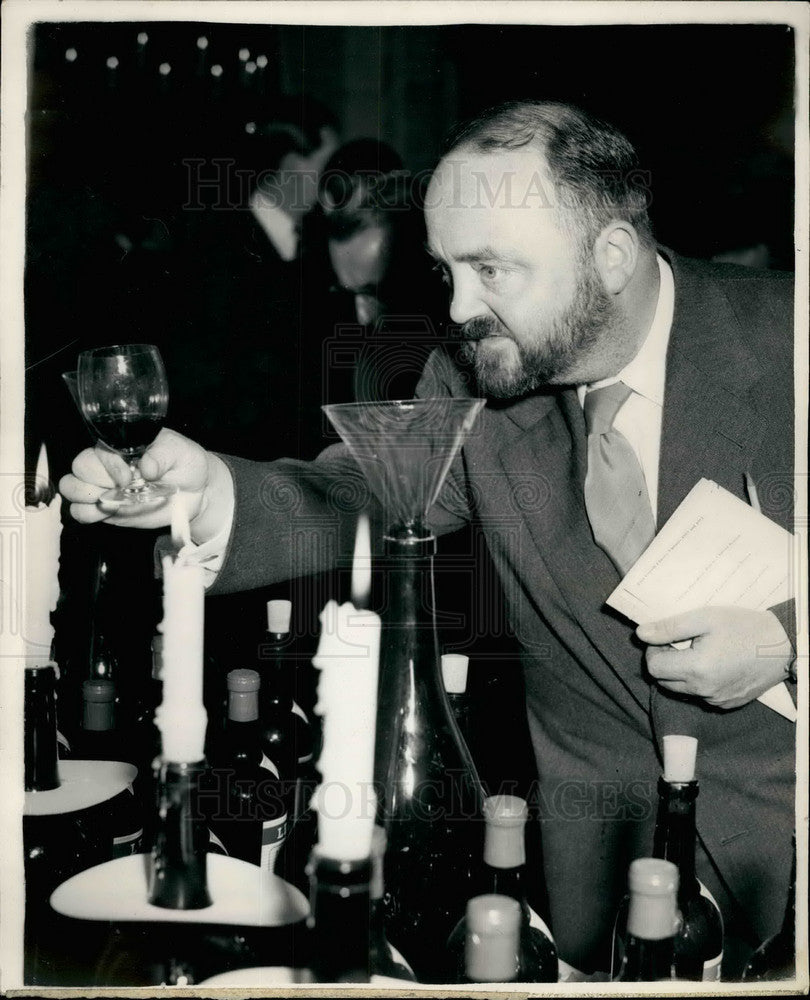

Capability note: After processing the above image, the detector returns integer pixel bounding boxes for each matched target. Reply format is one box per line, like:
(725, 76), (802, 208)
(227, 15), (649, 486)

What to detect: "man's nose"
(448, 272), (486, 326)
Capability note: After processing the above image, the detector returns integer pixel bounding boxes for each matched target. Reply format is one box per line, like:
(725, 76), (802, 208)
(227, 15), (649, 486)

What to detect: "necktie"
(583, 381), (656, 575)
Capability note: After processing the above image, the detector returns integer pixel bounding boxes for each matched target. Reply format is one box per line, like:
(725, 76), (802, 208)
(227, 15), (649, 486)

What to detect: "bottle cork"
(626, 857), (680, 940)
(483, 794), (528, 869)
(662, 734), (698, 783)
(465, 894), (520, 982)
(441, 653), (470, 694)
(82, 678), (115, 731)
(266, 599), (292, 634)
(226, 668), (260, 722)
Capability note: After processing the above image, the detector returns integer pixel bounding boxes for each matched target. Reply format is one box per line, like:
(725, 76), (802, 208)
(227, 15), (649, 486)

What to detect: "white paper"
(607, 479), (797, 721)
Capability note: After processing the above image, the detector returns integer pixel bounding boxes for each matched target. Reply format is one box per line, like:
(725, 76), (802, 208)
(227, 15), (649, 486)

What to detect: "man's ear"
(594, 222), (639, 295)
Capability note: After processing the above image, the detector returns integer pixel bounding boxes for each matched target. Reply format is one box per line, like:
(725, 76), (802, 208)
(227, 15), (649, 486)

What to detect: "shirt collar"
(249, 190), (298, 262)
(578, 254), (674, 407)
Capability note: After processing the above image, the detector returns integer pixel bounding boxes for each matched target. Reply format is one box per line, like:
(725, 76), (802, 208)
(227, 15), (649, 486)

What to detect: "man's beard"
(458, 263), (615, 398)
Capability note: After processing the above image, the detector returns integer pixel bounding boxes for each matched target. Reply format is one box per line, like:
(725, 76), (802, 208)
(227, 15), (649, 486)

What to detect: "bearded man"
(62, 100), (797, 977)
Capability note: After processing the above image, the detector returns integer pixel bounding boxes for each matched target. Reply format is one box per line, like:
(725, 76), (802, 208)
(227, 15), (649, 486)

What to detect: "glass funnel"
(322, 398), (485, 537)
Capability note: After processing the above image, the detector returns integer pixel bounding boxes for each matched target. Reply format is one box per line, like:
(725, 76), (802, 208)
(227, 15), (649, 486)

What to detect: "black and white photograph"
(0, 0), (807, 993)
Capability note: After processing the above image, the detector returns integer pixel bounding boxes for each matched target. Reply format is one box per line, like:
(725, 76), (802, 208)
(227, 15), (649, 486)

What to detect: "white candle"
(24, 445), (62, 662)
(311, 599), (380, 861)
(350, 511), (372, 609)
(156, 495), (207, 763)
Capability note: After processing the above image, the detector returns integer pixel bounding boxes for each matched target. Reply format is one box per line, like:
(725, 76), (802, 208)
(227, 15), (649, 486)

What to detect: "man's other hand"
(637, 606), (794, 710)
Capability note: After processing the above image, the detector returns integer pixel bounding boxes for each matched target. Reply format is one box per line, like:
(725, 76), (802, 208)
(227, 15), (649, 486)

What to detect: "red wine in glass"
(77, 344), (175, 513)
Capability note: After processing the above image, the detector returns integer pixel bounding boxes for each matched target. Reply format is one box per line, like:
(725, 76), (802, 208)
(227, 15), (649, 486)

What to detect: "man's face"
(425, 146), (616, 396)
(328, 224), (391, 325)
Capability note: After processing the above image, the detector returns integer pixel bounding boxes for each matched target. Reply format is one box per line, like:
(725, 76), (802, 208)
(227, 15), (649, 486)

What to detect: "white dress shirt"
(577, 255), (675, 523)
(249, 189), (299, 262)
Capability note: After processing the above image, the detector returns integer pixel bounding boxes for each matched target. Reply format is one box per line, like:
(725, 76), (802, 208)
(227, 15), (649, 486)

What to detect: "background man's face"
(425, 146), (612, 395)
(328, 224), (390, 324)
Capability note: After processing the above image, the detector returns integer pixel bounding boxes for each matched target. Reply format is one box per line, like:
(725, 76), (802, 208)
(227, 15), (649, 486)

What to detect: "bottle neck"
(259, 633), (294, 709)
(223, 717), (262, 763)
(309, 854), (371, 983)
(149, 759), (212, 910)
(24, 666), (60, 792)
(375, 537), (483, 813)
(653, 778), (699, 900)
(621, 935), (675, 981)
(483, 863), (528, 905)
(89, 629), (116, 681)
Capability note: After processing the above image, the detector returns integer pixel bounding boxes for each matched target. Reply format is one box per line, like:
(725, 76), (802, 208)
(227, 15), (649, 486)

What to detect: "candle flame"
(32, 444), (51, 504)
(351, 512), (372, 609)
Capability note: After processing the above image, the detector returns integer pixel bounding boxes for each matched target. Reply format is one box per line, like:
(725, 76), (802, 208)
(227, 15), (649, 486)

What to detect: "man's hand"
(637, 606), (794, 711)
(59, 428), (234, 543)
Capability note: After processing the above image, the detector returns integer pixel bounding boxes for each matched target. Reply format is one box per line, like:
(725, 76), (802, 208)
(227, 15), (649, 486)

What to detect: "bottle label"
(698, 880), (723, 980)
(702, 952), (723, 980)
(113, 827), (144, 858)
(260, 752), (280, 779)
(261, 813), (288, 873)
(528, 904), (556, 943)
(698, 879), (721, 911)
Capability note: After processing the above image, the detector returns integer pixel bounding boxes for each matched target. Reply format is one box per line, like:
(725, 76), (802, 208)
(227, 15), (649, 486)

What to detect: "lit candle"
(350, 511), (372, 609)
(312, 597), (380, 861)
(24, 445), (62, 662)
(156, 495), (206, 763)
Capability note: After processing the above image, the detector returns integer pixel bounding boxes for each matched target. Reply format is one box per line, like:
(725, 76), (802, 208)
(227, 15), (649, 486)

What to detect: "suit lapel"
(657, 252), (765, 525)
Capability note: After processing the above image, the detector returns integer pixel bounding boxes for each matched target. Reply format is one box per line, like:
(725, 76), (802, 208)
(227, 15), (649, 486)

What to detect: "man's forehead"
(427, 145), (556, 213)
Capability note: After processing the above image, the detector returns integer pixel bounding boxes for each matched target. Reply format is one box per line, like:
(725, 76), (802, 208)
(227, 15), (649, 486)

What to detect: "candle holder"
(322, 397), (486, 982)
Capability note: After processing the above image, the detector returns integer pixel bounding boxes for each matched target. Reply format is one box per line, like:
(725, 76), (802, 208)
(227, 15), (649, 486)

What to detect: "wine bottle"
(23, 665), (118, 984)
(651, 735), (724, 980)
(25, 664), (60, 792)
(611, 736), (724, 981)
(447, 794), (557, 982)
(206, 669), (287, 872)
(614, 858), (678, 982)
(70, 678), (144, 858)
(375, 529), (485, 982)
(369, 827), (416, 981)
(742, 836), (796, 981)
(463, 895), (521, 983)
(307, 852), (371, 983)
(257, 600), (315, 818)
(149, 758), (212, 910)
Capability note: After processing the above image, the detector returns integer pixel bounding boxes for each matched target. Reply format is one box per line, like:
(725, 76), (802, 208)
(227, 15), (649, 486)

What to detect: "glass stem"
(126, 458), (148, 492)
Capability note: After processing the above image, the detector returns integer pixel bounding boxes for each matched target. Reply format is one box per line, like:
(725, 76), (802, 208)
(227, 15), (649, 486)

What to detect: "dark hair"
(442, 100), (654, 249)
(242, 94), (339, 173)
(301, 141), (440, 314)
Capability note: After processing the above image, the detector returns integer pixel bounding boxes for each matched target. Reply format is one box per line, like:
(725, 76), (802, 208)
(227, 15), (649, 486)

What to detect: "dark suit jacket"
(211, 250), (796, 967)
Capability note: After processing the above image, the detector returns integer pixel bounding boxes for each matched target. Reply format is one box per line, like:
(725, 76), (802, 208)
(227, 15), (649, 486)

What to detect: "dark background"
(23, 20), (796, 805)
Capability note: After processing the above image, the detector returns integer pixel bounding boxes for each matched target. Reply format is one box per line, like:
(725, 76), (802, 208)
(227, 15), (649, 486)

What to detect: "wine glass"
(77, 344), (175, 512)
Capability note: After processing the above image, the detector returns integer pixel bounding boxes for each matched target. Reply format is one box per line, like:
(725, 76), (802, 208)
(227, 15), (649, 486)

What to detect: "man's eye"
(476, 264), (502, 281)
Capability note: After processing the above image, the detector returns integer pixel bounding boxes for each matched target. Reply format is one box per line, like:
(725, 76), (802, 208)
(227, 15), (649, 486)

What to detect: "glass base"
(98, 482), (175, 515)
